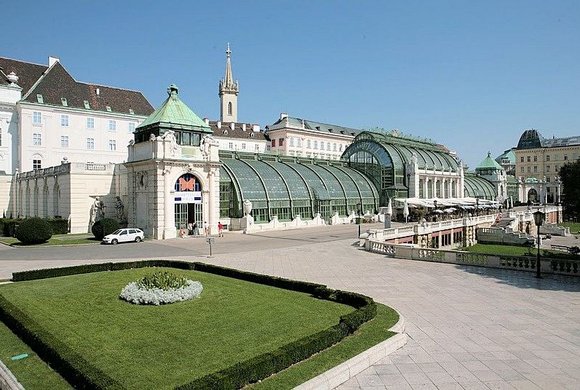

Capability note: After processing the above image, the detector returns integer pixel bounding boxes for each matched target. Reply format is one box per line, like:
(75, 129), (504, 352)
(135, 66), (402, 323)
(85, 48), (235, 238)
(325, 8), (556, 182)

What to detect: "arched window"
(227, 102), (232, 116)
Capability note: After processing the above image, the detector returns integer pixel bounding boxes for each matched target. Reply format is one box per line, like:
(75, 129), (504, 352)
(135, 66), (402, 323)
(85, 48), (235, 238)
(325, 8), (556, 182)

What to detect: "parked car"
(102, 228), (144, 245)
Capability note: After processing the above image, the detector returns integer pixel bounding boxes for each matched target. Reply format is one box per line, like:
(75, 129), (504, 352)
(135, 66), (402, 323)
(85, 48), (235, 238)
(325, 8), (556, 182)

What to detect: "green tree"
(560, 159), (580, 220)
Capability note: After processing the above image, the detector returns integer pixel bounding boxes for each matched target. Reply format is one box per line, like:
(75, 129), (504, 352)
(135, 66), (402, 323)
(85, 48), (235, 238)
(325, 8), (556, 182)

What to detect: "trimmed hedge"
(0, 295), (122, 389)
(15, 217), (53, 245)
(91, 218), (119, 240)
(7, 260), (377, 389)
(1, 218), (68, 236)
(47, 218), (69, 234)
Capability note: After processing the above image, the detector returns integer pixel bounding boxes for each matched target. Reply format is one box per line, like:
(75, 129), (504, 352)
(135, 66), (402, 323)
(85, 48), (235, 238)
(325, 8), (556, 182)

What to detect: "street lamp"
(433, 199), (438, 222)
(533, 210), (545, 278)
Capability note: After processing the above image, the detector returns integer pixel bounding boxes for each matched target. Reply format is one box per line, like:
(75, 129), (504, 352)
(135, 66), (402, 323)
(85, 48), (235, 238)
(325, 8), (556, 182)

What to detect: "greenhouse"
(219, 152), (379, 222)
(341, 131), (462, 204)
(463, 173), (496, 200)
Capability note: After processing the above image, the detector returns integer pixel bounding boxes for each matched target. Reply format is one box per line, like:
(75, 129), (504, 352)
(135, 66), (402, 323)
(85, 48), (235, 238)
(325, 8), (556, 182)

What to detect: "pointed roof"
(476, 152), (504, 171)
(219, 43), (239, 94)
(137, 84), (211, 133)
(0, 57), (153, 115)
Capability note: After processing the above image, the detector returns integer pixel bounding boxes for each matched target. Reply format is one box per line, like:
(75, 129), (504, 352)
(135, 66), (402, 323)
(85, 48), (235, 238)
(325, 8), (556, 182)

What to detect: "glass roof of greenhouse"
(220, 153), (379, 206)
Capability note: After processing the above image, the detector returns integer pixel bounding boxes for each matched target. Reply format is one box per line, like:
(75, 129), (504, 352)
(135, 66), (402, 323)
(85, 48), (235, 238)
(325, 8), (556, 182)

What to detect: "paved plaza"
(0, 226), (579, 389)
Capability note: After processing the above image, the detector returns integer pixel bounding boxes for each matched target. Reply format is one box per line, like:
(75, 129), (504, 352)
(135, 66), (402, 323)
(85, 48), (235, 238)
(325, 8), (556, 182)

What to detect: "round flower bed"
(120, 271), (203, 305)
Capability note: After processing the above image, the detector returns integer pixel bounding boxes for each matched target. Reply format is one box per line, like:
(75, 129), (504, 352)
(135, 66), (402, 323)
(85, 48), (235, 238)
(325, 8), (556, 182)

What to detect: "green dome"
(476, 152), (504, 171)
(137, 84), (211, 132)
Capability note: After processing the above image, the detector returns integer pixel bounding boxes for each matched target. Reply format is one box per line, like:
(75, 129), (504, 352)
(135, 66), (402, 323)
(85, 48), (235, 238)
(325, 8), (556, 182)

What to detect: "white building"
(0, 56), (153, 173)
(266, 113), (358, 160)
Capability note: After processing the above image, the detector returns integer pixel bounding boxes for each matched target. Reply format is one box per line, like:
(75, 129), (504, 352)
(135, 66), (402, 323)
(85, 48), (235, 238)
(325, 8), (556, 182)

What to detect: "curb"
(0, 360), (25, 390)
(295, 312), (408, 390)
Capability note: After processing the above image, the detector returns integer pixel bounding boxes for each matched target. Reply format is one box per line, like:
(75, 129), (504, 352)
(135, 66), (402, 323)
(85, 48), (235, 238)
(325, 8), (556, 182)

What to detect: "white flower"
(120, 280), (203, 305)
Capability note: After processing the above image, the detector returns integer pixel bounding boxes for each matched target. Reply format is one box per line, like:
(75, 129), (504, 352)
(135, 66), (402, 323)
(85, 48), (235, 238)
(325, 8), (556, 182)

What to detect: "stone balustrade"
(365, 240), (578, 276)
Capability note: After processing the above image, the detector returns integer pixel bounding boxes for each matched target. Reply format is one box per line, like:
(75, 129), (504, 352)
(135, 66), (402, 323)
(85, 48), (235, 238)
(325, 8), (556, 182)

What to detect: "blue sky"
(3, 1), (579, 169)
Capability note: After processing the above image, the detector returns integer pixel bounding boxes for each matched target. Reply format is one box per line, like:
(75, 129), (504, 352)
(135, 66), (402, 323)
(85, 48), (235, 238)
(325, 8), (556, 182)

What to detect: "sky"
(3, 1), (580, 169)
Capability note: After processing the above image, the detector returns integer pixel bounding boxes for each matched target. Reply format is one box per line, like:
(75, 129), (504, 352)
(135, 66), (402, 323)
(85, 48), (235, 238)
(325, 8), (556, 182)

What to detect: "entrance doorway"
(527, 188), (538, 204)
(174, 173), (203, 231)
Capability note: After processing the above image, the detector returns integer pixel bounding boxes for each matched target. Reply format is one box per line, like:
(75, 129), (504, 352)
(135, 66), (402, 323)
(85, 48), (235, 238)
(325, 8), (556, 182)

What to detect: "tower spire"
(219, 43), (239, 122)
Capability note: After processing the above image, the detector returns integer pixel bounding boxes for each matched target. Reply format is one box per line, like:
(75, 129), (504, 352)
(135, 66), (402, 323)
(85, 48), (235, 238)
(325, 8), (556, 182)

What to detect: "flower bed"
(119, 271), (203, 305)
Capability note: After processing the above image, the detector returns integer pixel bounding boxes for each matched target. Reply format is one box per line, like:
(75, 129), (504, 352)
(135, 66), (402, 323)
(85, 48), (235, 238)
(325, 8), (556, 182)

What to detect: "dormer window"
(223, 129), (228, 135)
(106, 106), (112, 112)
(61, 98), (68, 106)
(84, 100), (90, 109)
(129, 108), (134, 115)
(36, 94), (44, 103)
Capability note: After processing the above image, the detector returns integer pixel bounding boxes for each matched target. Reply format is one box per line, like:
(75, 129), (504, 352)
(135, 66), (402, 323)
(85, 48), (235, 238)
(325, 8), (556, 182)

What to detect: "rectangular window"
(87, 118), (95, 129)
(327, 143), (331, 151)
(271, 139), (276, 147)
(129, 123), (136, 133)
(546, 165), (550, 172)
(86, 138), (95, 150)
(333, 143), (337, 151)
(229, 142), (234, 149)
(564, 155), (568, 160)
(33, 133), (42, 146)
(527, 156), (531, 162)
(314, 140), (318, 149)
(297, 138), (302, 147)
(108, 140), (116, 151)
(533, 166), (537, 173)
(520, 156), (524, 162)
(241, 143), (246, 150)
(307, 140), (311, 149)
(61, 135), (69, 148)
(255, 144), (260, 152)
(61, 114), (69, 127)
(33, 159), (41, 170)
(521, 167), (524, 173)
(108, 120), (116, 131)
(33, 112), (42, 125)
(546, 155), (550, 161)
(320, 141), (324, 150)
(278, 138), (284, 147)
(527, 166), (531, 173)
(289, 137), (295, 147)
(533, 155), (537, 162)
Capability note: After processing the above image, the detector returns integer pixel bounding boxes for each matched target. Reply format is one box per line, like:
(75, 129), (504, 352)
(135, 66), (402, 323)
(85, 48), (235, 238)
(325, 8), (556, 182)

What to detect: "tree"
(560, 159), (580, 220)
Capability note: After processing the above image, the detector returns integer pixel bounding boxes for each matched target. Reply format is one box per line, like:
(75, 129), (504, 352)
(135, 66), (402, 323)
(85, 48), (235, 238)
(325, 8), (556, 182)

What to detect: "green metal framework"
(219, 152), (379, 223)
(464, 173), (496, 200)
(341, 131), (460, 204)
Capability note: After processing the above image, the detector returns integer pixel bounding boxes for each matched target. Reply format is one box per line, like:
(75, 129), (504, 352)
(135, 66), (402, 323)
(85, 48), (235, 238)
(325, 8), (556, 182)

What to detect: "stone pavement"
(203, 239), (580, 390)
(1, 232), (579, 389)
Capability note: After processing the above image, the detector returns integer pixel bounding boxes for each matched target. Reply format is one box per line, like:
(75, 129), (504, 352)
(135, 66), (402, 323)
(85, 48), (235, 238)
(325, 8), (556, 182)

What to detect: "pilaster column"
(163, 166), (176, 239)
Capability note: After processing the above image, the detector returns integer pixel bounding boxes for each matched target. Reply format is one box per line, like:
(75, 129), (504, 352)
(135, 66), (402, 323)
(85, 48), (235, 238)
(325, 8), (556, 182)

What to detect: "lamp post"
(533, 210), (545, 278)
(433, 199), (438, 222)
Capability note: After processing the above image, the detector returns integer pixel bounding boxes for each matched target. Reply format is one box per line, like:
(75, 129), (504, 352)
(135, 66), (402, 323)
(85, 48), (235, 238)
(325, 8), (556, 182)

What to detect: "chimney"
(203, 118), (209, 125)
(49, 56), (60, 67)
(242, 123), (246, 132)
(280, 113), (288, 121)
(217, 121), (222, 129)
(96, 88), (100, 96)
(252, 124), (260, 132)
(230, 122), (235, 130)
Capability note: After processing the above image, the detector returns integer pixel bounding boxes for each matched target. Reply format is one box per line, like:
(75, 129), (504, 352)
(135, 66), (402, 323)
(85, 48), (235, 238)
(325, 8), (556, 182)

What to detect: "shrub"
(91, 218), (119, 240)
(46, 218), (68, 234)
(15, 217), (53, 245)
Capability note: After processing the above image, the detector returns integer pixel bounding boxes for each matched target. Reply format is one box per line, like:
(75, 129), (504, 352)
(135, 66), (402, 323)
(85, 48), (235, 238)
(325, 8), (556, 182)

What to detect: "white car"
(102, 228), (144, 245)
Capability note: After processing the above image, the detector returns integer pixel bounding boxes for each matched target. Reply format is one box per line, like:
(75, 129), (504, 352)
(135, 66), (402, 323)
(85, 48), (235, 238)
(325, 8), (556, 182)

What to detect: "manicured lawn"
(0, 268), (355, 389)
(465, 243), (535, 256)
(0, 322), (69, 389)
(0, 233), (99, 247)
(561, 222), (580, 234)
(253, 303), (398, 389)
